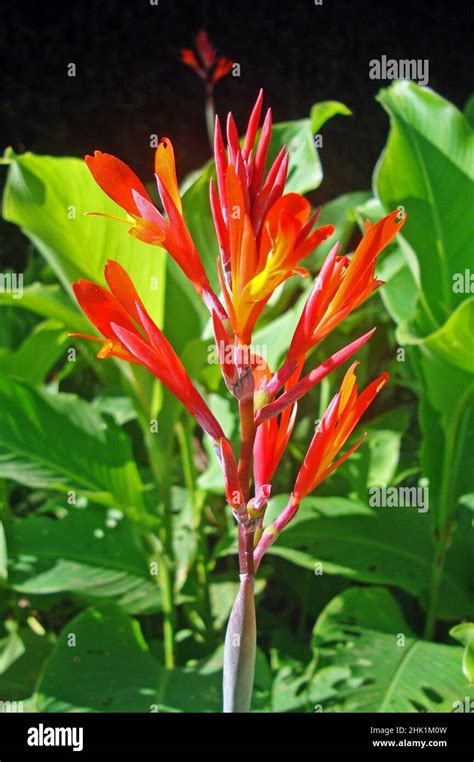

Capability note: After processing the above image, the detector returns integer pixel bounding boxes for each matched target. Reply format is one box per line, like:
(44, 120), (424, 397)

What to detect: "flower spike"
(210, 93), (334, 343)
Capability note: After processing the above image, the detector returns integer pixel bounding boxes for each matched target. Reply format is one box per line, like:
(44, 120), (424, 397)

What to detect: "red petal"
(104, 260), (144, 325)
(72, 280), (135, 339)
(256, 328), (376, 424)
(243, 89), (263, 159)
(85, 151), (152, 217)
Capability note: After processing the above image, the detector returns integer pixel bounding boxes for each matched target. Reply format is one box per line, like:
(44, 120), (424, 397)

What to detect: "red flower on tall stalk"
(181, 29), (233, 85)
(74, 90), (406, 713)
(181, 29), (233, 147)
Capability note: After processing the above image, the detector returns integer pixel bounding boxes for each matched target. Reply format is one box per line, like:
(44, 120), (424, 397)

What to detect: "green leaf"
(170, 486), (198, 593)
(271, 661), (349, 713)
(366, 430), (403, 487)
(264, 496), (472, 620)
(312, 587), (467, 712)
(414, 347), (474, 528)
(0, 320), (68, 385)
(197, 394), (236, 493)
(268, 117), (323, 195)
(0, 375), (145, 515)
(2, 151), (166, 326)
(310, 101), (352, 134)
(423, 297), (474, 374)
(92, 392), (137, 426)
(6, 506), (161, 614)
(450, 622), (474, 683)
(0, 282), (89, 333)
(0, 627), (53, 703)
(266, 99), (351, 196)
(464, 94), (474, 129)
(375, 81), (474, 329)
(36, 604), (222, 712)
(36, 604), (162, 712)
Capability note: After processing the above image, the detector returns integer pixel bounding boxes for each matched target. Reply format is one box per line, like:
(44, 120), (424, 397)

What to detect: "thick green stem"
(223, 574), (256, 712)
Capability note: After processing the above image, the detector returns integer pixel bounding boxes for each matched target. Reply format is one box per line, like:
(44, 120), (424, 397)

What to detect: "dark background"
(0, 0), (472, 223)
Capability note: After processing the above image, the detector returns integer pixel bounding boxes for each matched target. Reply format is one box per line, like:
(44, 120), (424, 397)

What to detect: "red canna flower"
(85, 143), (225, 319)
(293, 362), (388, 500)
(72, 260), (224, 442)
(211, 92), (334, 343)
(181, 29), (233, 85)
(84, 152), (165, 245)
(253, 363), (388, 567)
(288, 211), (406, 359)
(263, 210), (406, 397)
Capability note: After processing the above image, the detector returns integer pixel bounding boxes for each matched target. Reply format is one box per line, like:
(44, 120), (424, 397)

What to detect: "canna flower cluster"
(180, 29), (233, 147)
(181, 29), (233, 86)
(73, 91), (406, 579)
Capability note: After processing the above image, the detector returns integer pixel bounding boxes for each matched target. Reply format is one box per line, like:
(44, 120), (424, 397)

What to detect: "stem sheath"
(223, 574), (256, 712)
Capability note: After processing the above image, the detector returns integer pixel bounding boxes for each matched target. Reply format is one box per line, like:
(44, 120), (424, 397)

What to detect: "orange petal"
(104, 260), (144, 325)
(72, 280), (135, 339)
(155, 138), (182, 215)
(212, 57), (233, 83)
(226, 165), (246, 290)
(181, 48), (202, 75)
(332, 210), (405, 311)
(85, 151), (152, 217)
(317, 433), (368, 486)
(338, 361), (359, 413)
